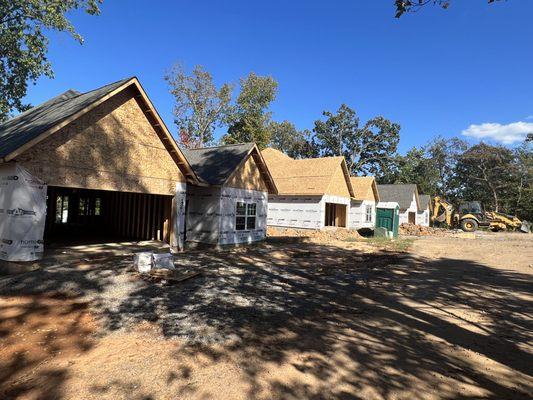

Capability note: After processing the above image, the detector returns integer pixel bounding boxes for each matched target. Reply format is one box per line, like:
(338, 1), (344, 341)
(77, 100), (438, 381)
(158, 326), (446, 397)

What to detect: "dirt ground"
(0, 232), (532, 400)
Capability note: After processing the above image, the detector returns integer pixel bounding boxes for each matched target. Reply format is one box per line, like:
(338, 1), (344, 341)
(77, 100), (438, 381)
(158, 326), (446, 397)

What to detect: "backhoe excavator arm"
(432, 196), (454, 226)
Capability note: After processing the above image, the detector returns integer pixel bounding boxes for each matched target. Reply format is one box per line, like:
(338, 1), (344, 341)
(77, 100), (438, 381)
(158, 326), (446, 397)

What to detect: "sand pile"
(400, 223), (448, 236)
(267, 226), (361, 243)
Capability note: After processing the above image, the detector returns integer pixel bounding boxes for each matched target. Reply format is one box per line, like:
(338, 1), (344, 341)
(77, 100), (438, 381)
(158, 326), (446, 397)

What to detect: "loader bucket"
(520, 220), (531, 233)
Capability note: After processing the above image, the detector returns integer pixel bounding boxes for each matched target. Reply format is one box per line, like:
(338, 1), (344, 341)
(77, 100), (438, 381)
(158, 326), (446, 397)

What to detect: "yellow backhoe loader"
(432, 196), (530, 233)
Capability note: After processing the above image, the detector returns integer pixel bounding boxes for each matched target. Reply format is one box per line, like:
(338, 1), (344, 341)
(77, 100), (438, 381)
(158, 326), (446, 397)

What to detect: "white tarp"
(0, 163), (47, 261)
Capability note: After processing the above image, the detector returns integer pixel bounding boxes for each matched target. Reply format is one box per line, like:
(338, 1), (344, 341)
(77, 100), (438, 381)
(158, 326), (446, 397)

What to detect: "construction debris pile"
(400, 223), (448, 236)
(267, 226), (362, 243)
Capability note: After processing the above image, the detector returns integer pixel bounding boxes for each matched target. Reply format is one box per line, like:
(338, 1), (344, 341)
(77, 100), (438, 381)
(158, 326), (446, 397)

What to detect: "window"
(94, 197), (101, 216)
(79, 197), (88, 215)
(55, 195), (69, 223)
(236, 202), (257, 231)
(365, 205), (373, 223)
(79, 196), (102, 216)
(246, 203), (256, 230)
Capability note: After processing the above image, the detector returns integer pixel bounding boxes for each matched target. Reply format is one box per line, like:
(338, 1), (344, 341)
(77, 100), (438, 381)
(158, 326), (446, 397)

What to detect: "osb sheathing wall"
(16, 88), (185, 195)
(325, 165), (351, 198)
(225, 155), (268, 192)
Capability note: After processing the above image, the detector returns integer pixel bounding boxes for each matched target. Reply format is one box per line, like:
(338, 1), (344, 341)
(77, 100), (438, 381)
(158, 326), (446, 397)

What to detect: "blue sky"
(25, 0), (533, 153)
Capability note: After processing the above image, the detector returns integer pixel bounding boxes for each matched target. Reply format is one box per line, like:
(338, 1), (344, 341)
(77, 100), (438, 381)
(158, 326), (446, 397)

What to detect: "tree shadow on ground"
(0, 237), (531, 399)
(98, 237), (533, 399)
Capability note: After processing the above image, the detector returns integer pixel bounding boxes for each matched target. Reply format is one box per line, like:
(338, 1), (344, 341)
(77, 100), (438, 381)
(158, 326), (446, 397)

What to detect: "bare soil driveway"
(0, 232), (532, 400)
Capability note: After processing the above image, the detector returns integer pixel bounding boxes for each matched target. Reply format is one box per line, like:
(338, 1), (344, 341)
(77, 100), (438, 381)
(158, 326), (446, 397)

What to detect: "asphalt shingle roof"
(419, 194), (431, 209)
(181, 143), (255, 185)
(0, 78), (132, 159)
(377, 184), (419, 211)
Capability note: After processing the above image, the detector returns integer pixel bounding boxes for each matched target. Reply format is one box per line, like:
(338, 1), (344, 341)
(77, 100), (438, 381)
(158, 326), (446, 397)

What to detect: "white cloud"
(526, 115), (533, 120)
(461, 121), (533, 145)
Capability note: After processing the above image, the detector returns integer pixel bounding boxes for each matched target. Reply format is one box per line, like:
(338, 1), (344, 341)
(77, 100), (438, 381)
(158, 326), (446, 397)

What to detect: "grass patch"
(366, 237), (415, 252)
(343, 236), (361, 242)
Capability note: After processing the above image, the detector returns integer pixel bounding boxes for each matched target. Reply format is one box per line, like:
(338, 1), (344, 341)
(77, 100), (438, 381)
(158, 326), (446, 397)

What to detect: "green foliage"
(425, 136), (468, 198)
(165, 64), (232, 148)
(223, 73), (278, 149)
(0, 0), (102, 121)
(313, 104), (400, 175)
(313, 104), (359, 158)
(380, 137), (532, 221)
(394, 0), (499, 18)
(396, 147), (439, 195)
(268, 120), (318, 159)
(387, 136), (468, 197)
(455, 143), (516, 212)
(512, 142), (533, 221)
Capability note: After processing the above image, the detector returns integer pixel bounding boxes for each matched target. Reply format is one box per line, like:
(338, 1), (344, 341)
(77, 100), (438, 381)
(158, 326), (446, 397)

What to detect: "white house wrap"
(349, 176), (380, 231)
(0, 163), (47, 261)
(180, 143), (276, 246)
(262, 148), (355, 230)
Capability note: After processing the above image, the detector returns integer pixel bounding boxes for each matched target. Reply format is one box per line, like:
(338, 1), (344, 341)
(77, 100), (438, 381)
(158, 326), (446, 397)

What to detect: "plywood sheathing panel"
(261, 147), (353, 197)
(325, 164), (352, 198)
(16, 88), (185, 195)
(350, 176), (379, 202)
(225, 154), (268, 192)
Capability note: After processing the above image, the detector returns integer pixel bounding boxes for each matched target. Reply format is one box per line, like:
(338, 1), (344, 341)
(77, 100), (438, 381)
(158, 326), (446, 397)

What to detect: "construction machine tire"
(460, 218), (478, 232)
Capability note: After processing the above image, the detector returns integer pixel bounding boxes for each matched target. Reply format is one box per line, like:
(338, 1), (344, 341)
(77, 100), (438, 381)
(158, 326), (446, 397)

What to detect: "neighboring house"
(262, 148), (355, 229)
(0, 77), (199, 259)
(417, 194), (431, 227)
(348, 177), (380, 230)
(377, 184), (421, 225)
(180, 144), (277, 246)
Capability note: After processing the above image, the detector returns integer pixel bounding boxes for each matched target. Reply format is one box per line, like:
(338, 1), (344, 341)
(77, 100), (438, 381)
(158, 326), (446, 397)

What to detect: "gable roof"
(261, 147), (355, 197)
(0, 78), (131, 160)
(182, 143), (277, 193)
(377, 184), (420, 211)
(350, 176), (380, 202)
(418, 194), (431, 210)
(0, 77), (199, 184)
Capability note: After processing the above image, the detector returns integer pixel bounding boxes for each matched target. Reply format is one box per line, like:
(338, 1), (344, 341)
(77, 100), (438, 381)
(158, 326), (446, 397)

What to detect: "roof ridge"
(183, 142), (254, 151)
(77, 76), (134, 97)
(0, 77), (133, 129)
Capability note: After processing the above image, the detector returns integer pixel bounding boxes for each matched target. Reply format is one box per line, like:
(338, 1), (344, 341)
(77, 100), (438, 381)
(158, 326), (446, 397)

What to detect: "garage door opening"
(324, 203), (347, 227)
(44, 186), (173, 245)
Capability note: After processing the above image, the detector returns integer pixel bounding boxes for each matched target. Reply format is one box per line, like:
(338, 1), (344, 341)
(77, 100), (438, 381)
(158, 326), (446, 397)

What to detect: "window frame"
(236, 201), (257, 231)
(365, 204), (373, 223)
